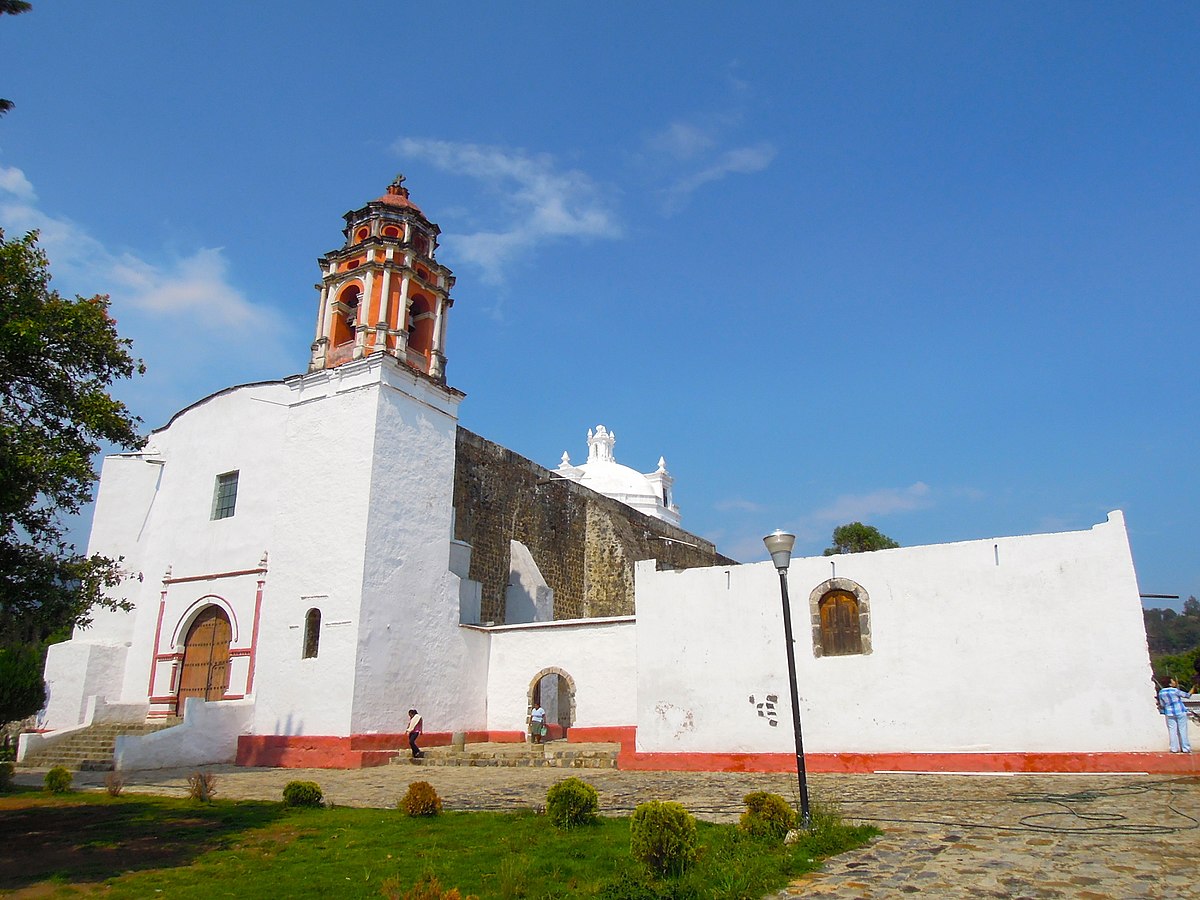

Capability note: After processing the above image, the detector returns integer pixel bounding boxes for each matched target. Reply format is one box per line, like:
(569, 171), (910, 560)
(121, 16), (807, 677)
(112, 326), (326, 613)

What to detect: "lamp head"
(763, 530), (796, 571)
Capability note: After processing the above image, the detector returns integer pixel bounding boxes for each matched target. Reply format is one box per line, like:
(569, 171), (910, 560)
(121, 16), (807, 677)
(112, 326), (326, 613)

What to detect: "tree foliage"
(823, 522), (900, 556)
(1144, 596), (1200, 658)
(0, 643), (44, 724)
(0, 229), (143, 672)
(0, 1), (33, 116)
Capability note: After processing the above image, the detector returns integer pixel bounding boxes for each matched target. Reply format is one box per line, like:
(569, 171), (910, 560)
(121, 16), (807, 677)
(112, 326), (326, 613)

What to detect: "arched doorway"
(177, 606), (232, 713)
(529, 668), (575, 742)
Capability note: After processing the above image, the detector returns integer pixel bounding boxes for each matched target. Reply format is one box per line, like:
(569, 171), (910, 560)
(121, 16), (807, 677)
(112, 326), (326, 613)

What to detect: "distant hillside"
(1144, 596), (1200, 656)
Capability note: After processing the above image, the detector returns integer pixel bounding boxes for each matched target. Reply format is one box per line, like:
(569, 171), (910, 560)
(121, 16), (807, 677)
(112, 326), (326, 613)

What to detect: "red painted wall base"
(238, 728), (1200, 775)
(237, 730), (527, 768)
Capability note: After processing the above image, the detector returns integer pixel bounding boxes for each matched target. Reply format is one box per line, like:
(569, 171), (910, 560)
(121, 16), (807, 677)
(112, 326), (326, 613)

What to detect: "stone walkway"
(13, 763), (1200, 897)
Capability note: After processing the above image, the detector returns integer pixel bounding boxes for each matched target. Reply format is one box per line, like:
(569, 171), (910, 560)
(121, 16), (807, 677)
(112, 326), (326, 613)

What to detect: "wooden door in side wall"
(819, 590), (862, 656)
(176, 606), (232, 713)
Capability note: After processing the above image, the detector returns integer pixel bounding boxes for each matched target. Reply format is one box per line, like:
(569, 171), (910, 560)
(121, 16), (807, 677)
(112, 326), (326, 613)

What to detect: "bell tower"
(309, 175), (455, 381)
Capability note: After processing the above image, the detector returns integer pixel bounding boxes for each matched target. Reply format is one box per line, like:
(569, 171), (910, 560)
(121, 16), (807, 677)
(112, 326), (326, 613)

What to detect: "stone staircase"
(392, 741), (620, 769)
(20, 720), (181, 771)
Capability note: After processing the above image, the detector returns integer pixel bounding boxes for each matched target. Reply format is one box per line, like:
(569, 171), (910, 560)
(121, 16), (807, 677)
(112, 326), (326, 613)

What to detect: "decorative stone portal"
(528, 666), (576, 741)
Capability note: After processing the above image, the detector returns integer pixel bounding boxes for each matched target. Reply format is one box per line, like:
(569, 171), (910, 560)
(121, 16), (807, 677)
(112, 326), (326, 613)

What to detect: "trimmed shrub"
(400, 780), (442, 817)
(282, 780), (324, 808)
(44, 765), (73, 794)
(546, 776), (600, 828)
(0, 761), (14, 792)
(739, 790), (798, 839)
(103, 771), (124, 797)
(630, 800), (698, 876)
(187, 770), (217, 802)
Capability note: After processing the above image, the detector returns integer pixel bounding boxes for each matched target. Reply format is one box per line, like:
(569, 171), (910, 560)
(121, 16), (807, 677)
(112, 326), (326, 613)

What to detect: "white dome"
(576, 459), (660, 502)
(555, 425), (680, 525)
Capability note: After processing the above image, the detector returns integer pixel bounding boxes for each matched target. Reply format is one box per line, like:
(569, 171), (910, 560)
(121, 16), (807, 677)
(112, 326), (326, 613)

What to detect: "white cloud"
(0, 164), (35, 201)
(642, 106), (777, 215)
(809, 482), (934, 525)
(647, 121), (716, 161)
(660, 142), (776, 214)
(393, 138), (619, 285)
(0, 162), (273, 331)
(0, 160), (301, 430)
(714, 497), (767, 513)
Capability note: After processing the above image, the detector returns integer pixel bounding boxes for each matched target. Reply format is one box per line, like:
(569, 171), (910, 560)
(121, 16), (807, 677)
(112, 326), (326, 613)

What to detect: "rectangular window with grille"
(211, 471), (239, 520)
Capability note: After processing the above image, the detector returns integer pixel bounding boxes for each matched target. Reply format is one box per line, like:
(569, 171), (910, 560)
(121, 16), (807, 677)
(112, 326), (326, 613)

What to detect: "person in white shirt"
(530, 704), (547, 744)
(405, 708), (424, 759)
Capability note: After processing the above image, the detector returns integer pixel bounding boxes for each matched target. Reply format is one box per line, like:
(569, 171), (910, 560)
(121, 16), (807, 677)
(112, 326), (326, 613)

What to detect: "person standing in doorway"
(1158, 678), (1192, 753)
(405, 708), (424, 759)
(530, 703), (547, 744)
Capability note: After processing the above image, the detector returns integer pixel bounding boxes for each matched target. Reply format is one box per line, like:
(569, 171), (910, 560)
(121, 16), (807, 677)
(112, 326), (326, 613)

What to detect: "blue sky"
(2, 3), (1197, 608)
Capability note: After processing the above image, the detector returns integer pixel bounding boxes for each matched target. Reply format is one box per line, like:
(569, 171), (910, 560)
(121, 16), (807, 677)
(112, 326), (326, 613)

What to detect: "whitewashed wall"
(635, 512), (1162, 755)
(348, 362), (487, 736)
(43, 356), (488, 743)
(247, 363), (388, 737)
(42, 381), (292, 728)
(482, 618), (637, 733)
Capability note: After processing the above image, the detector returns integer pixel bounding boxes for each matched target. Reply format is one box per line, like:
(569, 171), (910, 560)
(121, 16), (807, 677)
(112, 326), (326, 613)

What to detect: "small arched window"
(818, 590), (862, 656)
(382, 225), (400, 238)
(356, 227), (370, 242)
(302, 608), (321, 659)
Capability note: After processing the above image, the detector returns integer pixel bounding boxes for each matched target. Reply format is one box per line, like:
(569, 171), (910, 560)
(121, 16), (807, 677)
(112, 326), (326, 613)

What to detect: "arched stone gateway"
(527, 667), (576, 742)
(176, 605), (233, 713)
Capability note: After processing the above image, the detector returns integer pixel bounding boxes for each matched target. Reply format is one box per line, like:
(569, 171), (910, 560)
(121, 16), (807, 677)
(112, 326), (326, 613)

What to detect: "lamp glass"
(763, 530), (796, 571)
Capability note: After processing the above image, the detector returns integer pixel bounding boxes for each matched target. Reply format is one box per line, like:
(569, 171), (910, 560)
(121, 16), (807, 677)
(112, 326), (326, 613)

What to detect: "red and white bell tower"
(309, 176), (455, 381)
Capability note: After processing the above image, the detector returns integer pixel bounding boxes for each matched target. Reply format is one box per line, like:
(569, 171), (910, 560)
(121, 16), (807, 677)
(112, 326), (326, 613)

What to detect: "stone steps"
(20, 720), (181, 771)
(392, 741), (620, 769)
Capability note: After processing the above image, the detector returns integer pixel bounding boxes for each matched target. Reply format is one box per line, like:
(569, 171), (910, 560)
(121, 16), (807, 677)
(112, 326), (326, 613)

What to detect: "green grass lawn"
(0, 788), (878, 899)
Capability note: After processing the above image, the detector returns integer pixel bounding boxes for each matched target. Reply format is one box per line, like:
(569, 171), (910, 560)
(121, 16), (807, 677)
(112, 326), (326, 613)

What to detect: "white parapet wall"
(634, 512), (1162, 756)
(17, 695), (150, 763)
(40, 642), (130, 732)
(115, 697), (255, 770)
(480, 617), (637, 733)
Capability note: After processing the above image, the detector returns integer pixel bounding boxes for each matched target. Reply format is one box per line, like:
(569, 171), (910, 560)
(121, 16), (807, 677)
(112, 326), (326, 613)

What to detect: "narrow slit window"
(211, 471), (239, 520)
(302, 608), (321, 659)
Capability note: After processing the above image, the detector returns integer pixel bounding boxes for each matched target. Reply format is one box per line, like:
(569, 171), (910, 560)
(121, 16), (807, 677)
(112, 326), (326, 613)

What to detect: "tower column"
(430, 297), (448, 379)
(376, 265), (393, 356)
(314, 284), (330, 343)
(396, 273), (412, 358)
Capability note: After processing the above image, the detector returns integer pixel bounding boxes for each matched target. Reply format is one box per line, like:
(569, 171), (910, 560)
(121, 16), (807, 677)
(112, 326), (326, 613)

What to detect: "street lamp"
(763, 529), (811, 827)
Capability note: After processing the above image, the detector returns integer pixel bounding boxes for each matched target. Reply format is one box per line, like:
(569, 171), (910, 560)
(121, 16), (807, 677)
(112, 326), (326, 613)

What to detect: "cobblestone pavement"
(14, 761), (1200, 898)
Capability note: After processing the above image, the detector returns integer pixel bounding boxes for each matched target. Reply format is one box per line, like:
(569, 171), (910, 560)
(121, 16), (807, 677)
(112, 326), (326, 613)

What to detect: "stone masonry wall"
(453, 428), (735, 623)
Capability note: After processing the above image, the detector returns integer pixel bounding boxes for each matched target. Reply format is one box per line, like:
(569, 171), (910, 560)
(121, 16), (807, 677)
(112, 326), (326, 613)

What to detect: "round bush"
(630, 800), (698, 876)
(282, 780), (324, 807)
(546, 777), (599, 828)
(400, 780), (443, 816)
(44, 765), (73, 794)
(739, 790), (798, 839)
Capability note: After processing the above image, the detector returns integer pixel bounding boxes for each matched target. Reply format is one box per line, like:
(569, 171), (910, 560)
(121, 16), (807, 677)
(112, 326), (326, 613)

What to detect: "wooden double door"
(176, 606), (232, 714)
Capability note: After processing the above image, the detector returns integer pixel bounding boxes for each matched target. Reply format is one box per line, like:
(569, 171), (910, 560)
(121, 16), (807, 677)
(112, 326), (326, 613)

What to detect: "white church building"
(23, 179), (1192, 774)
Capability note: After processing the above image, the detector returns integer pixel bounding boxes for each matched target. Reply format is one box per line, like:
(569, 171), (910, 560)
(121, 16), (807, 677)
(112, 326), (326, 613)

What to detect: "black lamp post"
(763, 529), (811, 827)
